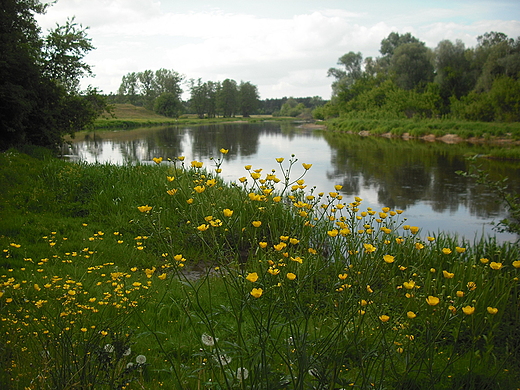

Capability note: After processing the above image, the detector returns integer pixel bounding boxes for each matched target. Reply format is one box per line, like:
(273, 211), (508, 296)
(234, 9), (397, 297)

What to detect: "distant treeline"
(110, 71), (327, 118)
(317, 31), (520, 122)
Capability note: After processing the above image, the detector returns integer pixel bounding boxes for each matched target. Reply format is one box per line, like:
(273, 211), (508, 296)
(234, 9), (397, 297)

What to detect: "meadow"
(1, 147), (519, 389)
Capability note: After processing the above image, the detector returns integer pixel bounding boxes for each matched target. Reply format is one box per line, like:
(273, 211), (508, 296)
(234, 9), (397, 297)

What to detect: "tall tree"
(390, 42), (434, 90)
(0, 0), (107, 151)
(42, 17), (94, 93)
(328, 51), (363, 97)
(238, 81), (259, 117)
(218, 79), (238, 117)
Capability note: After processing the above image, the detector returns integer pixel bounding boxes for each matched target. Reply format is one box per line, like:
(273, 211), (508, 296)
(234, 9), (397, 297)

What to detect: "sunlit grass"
(1, 148), (519, 389)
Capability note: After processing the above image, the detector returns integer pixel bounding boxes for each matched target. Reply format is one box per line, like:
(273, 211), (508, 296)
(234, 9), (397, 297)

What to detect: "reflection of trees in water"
(323, 132), (520, 219)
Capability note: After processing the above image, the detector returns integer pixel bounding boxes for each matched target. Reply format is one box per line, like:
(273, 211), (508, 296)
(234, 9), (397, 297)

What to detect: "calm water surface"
(63, 122), (520, 242)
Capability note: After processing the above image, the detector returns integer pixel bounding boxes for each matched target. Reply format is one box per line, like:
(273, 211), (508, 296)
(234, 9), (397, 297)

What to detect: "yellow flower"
(223, 209), (233, 217)
(455, 246), (466, 253)
(244, 165), (252, 170)
(220, 148), (229, 154)
(273, 196), (281, 202)
(480, 257), (489, 264)
(427, 236), (435, 242)
(152, 157), (163, 164)
(177, 156), (185, 161)
(487, 307), (498, 315)
(415, 243), (424, 250)
(327, 229), (339, 237)
(407, 311), (417, 319)
(426, 296), (440, 306)
(250, 288), (263, 298)
(338, 273), (348, 280)
(363, 243), (376, 253)
(456, 290), (464, 297)
(462, 305), (475, 315)
(158, 273), (167, 280)
(403, 280), (415, 290)
(246, 272), (259, 282)
(258, 242), (268, 249)
(194, 185), (205, 193)
(442, 270), (454, 279)
(137, 205), (152, 213)
(410, 226), (419, 235)
(268, 268), (280, 275)
(191, 160), (203, 168)
(286, 273), (296, 280)
(251, 221), (262, 227)
(302, 163), (312, 170)
(448, 305), (457, 314)
(68, 290), (76, 296)
(167, 189), (178, 196)
(442, 248), (452, 254)
(187, 198), (194, 204)
(275, 157), (284, 163)
(467, 281), (477, 290)
(489, 262), (502, 270)
(379, 315), (390, 322)
(167, 176), (175, 182)
(197, 224), (209, 232)
(250, 172), (261, 180)
(383, 255), (395, 264)
(81, 328), (88, 332)
(334, 185), (343, 191)
(513, 260), (520, 268)
(366, 285), (373, 293)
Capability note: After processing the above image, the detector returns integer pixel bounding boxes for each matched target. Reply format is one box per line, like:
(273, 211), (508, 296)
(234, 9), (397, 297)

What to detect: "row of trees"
(319, 31), (520, 121)
(115, 71), (260, 118)
(1, 0), (109, 151)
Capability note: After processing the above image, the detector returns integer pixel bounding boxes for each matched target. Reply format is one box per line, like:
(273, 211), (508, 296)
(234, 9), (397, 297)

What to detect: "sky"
(35, 0), (520, 100)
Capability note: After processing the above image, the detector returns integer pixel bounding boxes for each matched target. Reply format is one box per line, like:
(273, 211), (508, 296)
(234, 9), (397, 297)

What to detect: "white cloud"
(35, 0), (520, 98)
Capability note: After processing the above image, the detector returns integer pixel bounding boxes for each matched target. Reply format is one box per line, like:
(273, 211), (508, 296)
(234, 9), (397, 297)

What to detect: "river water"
(63, 122), (520, 242)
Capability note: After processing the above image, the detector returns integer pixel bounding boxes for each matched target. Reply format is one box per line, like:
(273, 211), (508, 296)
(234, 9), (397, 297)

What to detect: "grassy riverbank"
(94, 104), (292, 129)
(1, 148), (520, 389)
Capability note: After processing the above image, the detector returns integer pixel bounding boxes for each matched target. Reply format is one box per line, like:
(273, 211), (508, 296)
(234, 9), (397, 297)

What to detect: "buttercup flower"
(407, 311), (417, 319)
(223, 209), (233, 217)
(487, 307), (499, 315)
(250, 288), (263, 298)
(455, 246), (466, 253)
(302, 163), (312, 170)
(246, 272), (258, 282)
(383, 255), (395, 263)
(443, 270), (455, 279)
(426, 296), (440, 306)
(489, 262), (502, 270)
(286, 272), (296, 280)
(513, 260), (520, 268)
(220, 148), (229, 154)
(462, 305), (475, 315)
(379, 315), (390, 322)
(275, 157), (284, 163)
(251, 221), (262, 227)
(442, 248), (452, 255)
(137, 205), (152, 213)
(152, 157), (163, 164)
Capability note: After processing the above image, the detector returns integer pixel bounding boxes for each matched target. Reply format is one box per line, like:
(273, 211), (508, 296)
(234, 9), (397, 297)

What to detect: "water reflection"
(63, 122), (520, 241)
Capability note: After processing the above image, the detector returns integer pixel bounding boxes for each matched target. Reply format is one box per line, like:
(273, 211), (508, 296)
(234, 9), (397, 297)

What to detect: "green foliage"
(0, 0), (109, 152)
(325, 30), (520, 124)
(154, 92), (182, 118)
(2, 150), (520, 389)
(457, 160), (520, 235)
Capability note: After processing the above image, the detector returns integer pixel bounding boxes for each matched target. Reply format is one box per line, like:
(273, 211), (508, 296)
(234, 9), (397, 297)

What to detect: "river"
(62, 122), (520, 242)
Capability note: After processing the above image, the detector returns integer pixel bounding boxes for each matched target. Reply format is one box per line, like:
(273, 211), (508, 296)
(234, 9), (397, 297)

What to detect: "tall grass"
(1, 148), (519, 389)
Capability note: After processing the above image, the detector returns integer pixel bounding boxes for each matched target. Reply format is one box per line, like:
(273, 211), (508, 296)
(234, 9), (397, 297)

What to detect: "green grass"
(1, 148), (520, 389)
(94, 104), (294, 129)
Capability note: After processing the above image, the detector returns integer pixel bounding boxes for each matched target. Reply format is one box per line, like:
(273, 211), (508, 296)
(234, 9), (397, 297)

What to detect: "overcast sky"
(35, 0), (520, 99)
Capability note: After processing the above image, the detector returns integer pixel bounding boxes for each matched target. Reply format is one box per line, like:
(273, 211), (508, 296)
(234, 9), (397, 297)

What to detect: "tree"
(154, 92), (182, 118)
(218, 79), (238, 117)
(0, 0), (108, 151)
(434, 39), (473, 98)
(42, 17), (94, 93)
(390, 42), (434, 90)
(328, 51), (363, 97)
(238, 81), (259, 117)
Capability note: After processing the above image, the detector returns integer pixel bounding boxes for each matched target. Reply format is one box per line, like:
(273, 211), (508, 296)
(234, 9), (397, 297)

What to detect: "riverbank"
(1, 148), (520, 389)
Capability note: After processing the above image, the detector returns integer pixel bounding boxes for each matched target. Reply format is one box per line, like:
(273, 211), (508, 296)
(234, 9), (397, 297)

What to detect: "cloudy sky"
(35, 0), (520, 99)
